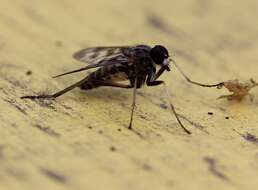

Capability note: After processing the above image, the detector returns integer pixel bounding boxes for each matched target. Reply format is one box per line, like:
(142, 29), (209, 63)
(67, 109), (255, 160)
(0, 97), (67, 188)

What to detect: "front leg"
(146, 78), (191, 134)
(146, 68), (165, 86)
(173, 61), (223, 88)
(154, 67), (166, 81)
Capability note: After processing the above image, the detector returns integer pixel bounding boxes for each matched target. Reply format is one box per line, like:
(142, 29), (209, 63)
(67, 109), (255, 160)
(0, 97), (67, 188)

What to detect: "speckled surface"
(0, 0), (258, 190)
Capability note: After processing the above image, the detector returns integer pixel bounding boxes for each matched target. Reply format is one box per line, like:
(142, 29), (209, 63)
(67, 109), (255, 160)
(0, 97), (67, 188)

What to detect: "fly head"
(150, 45), (171, 71)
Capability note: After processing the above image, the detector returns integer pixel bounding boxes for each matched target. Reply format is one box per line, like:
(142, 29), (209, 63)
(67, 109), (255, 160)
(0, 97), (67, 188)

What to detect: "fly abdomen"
(79, 65), (128, 90)
(87, 66), (114, 81)
(93, 65), (128, 81)
(78, 70), (103, 90)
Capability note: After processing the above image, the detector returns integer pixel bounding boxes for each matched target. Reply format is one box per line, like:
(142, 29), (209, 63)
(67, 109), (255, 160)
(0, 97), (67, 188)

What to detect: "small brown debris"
(217, 78), (258, 101)
(208, 112), (213, 115)
(26, 70), (32, 75)
(109, 146), (116, 152)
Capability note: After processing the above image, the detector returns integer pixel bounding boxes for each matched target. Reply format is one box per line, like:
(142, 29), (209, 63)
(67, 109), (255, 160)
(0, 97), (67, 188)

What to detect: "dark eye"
(150, 45), (169, 64)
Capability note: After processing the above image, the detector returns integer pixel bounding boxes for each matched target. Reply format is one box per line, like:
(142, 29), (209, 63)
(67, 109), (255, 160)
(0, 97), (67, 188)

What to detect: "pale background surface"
(0, 0), (258, 190)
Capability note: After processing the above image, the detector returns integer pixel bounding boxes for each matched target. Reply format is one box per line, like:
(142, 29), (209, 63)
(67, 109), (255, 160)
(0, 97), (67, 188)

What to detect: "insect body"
(74, 45), (167, 90)
(52, 45), (171, 90)
(21, 44), (222, 134)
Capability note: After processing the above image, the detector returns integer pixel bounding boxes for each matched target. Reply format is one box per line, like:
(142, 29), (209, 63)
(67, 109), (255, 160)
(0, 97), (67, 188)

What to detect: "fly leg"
(21, 78), (134, 100)
(90, 80), (136, 130)
(172, 60), (224, 88)
(81, 79), (136, 130)
(128, 78), (137, 130)
(21, 77), (89, 99)
(92, 80), (137, 130)
(147, 80), (191, 134)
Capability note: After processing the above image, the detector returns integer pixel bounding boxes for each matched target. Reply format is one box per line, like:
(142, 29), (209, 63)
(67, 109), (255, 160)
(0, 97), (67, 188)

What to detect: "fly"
(21, 45), (223, 134)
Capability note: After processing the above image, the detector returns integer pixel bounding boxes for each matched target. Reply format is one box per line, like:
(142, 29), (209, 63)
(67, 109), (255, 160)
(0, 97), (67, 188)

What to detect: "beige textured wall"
(0, 0), (258, 190)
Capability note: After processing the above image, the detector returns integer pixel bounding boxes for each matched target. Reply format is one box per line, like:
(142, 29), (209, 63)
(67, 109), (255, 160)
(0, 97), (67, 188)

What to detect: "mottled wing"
(53, 47), (131, 78)
(73, 46), (131, 65)
(53, 45), (151, 78)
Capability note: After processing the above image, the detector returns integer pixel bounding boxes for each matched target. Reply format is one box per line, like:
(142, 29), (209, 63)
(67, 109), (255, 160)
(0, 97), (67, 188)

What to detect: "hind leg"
(21, 77), (89, 99)
(21, 79), (133, 100)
